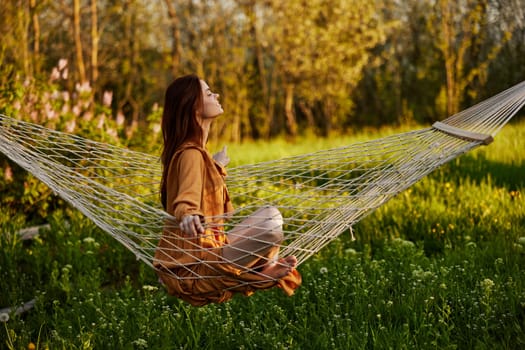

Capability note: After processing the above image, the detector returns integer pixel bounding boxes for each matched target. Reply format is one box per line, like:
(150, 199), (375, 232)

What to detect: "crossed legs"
(222, 206), (297, 279)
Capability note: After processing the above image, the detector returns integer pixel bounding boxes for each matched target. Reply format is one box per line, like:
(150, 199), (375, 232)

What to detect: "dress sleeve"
(172, 148), (205, 220)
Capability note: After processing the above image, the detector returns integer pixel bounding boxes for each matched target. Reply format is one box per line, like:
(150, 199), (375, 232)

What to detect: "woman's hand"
(213, 145), (230, 167)
(180, 215), (205, 236)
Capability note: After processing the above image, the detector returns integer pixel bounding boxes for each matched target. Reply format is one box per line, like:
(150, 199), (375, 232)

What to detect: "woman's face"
(199, 80), (223, 118)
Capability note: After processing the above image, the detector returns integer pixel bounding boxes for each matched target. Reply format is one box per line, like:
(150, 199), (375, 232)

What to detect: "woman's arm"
(172, 148), (205, 236)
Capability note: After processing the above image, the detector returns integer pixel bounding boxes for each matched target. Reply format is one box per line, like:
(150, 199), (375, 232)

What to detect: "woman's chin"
(204, 112), (222, 119)
(213, 109), (224, 117)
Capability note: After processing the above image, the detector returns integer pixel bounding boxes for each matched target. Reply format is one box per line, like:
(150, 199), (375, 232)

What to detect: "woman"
(153, 74), (301, 306)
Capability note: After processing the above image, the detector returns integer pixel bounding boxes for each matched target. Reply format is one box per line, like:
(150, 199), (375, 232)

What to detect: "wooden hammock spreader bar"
(432, 121), (494, 145)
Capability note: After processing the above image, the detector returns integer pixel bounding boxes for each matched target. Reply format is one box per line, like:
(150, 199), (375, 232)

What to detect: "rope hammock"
(1, 80), (524, 304)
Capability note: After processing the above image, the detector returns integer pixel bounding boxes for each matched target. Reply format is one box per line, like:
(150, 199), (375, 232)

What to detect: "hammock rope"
(1, 80), (524, 289)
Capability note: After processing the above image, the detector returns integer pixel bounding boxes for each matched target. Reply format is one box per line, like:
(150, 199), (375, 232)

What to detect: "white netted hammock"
(1, 80), (525, 290)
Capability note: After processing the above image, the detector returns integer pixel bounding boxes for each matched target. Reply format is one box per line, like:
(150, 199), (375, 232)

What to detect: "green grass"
(1, 120), (525, 349)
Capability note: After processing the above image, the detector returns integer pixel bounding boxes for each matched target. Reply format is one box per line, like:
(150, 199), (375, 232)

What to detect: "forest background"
(2, 0), (525, 143)
(1, 0), (525, 221)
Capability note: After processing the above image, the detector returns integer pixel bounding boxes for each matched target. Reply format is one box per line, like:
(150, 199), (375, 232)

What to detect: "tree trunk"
(248, 2), (269, 116)
(91, 0), (98, 85)
(19, 0), (31, 77)
(30, 0), (40, 75)
(73, 0), (87, 82)
(284, 83), (297, 136)
(298, 101), (315, 129)
(164, 0), (182, 77)
(439, 0), (457, 116)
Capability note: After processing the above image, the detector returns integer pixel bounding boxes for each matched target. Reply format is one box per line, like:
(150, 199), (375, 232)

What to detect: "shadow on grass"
(440, 152), (525, 190)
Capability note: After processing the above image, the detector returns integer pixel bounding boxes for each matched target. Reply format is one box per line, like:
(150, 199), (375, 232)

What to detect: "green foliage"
(0, 58), (164, 224)
(2, 0), (524, 140)
(267, 0), (392, 135)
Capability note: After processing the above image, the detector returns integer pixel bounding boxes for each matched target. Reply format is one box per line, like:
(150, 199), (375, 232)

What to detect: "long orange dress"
(153, 142), (301, 306)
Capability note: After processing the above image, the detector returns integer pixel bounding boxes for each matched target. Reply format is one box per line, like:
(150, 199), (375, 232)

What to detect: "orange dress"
(153, 143), (301, 306)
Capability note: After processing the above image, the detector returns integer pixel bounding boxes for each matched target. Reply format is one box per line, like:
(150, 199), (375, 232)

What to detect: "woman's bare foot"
(260, 256), (297, 279)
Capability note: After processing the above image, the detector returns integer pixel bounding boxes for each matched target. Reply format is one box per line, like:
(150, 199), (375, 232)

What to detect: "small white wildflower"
(481, 278), (494, 288)
(392, 237), (415, 249)
(132, 338), (148, 349)
(344, 248), (357, 255)
(412, 268), (424, 279)
(320, 267), (328, 274)
(481, 278), (495, 294)
(83, 237), (96, 244)
(0, 313), (9, 322)
(423, 271), (433, 279)
(142, 285), (159, 292)
(401, 240), (415, 248)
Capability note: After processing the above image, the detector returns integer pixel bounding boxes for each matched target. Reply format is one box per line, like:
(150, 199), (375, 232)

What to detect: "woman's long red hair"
(160, 74), (203, 210)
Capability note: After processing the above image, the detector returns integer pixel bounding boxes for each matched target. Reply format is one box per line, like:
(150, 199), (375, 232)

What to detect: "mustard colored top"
(153, 143), (301, 306)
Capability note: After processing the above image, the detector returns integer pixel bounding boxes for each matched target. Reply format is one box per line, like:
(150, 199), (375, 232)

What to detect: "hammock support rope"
(1, 80), (524, 292)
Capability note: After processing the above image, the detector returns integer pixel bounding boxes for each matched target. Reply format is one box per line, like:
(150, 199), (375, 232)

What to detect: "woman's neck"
(200, 120), (212, 147)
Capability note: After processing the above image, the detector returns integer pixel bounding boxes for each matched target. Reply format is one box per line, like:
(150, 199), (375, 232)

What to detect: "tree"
(237, 0), (275, 139)
(164, 0), (182, 77)
(90, 0), (99, 85)
(72, 0), (87, 83)
(354, 0), (442, 126)
(266, 0), (390, 136)
(430, 0), (512, 116)
(483, 0), (525, 97)
(0, 0), (45, 79)
(1, 0), (522, 141)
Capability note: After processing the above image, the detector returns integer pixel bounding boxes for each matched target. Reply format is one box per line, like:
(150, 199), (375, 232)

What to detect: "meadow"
(1, 120), (524, 349)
